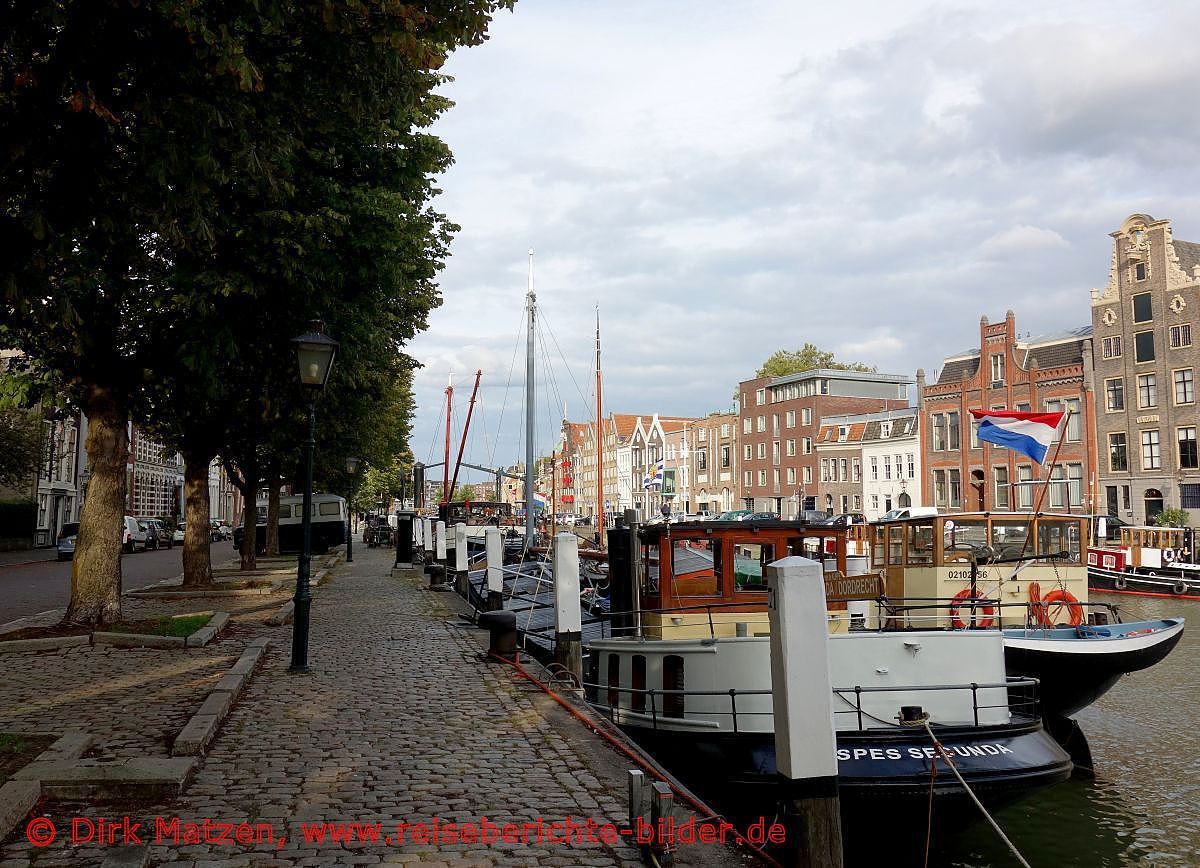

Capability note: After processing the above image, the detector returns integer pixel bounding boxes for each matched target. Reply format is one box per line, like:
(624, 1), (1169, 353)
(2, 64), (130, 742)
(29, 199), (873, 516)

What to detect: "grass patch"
(1, 613), (214, 642)
(0, 733), (56, 785)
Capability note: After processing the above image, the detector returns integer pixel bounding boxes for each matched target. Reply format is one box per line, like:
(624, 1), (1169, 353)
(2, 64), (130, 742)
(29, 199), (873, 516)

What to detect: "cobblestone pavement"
(0, 546), (704, 867)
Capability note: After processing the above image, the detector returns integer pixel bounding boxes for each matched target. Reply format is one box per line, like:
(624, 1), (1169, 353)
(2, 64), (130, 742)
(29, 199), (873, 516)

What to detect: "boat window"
(663, 655), (685, 719)
(607, 655), (620, 710)
(907, 524), (934, 565)
(671, 538), (720, 597)
(278, 505), (291, 519)
(256, 506), (268, 521)
(943, 519), (987, 563)
(1036, 519), (1081, 563)
(990, 521), (1029, 559)
(632, 656), (647, 713)
(872, 528), (886, 568)
(318, 501), (340, 516)
(732, 541), (775, 590)
(888, 526), (904, 565)
(642, 542), (660, 593)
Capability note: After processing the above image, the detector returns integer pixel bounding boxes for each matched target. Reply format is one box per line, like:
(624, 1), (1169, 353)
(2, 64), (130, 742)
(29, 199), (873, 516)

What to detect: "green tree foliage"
(0, 368), (43, 490)
(755, 344), (877, 378)
(1155, 508), (1190, 528)
(1, 0), (513, 622)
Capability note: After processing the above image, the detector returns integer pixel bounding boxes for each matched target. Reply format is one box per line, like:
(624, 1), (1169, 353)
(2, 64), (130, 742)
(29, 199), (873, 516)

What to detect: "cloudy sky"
(407, 0), (1200, 482)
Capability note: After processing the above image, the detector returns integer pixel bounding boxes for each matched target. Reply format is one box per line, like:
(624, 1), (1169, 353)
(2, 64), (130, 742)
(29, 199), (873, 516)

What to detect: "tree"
(2, 2), (513, 620)
(755, 344), (877, 378)
(1155, 508), (1189, 528)
(0, 368), (43, 491)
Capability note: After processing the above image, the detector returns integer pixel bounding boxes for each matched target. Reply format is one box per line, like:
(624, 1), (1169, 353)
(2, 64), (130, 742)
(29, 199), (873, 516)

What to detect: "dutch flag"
(969, 410), (1065, 464)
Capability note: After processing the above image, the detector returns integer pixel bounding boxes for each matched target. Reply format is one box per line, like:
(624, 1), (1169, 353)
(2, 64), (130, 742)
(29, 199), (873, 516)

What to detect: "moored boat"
(1087, 524), (1200, 598)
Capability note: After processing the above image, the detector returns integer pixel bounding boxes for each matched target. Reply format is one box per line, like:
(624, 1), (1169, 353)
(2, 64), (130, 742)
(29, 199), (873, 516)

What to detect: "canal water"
(938, 591), (1200, 867)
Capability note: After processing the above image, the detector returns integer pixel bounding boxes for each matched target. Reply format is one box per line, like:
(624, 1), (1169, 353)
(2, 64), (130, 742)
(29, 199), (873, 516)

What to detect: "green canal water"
(939, 591), (1200, 867)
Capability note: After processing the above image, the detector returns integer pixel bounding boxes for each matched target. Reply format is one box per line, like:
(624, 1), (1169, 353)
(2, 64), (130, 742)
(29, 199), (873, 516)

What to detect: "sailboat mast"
(442, 373), (453, 504)
(524, 250), (536, 547)
(595, 306), (605, 549)
(449, 369), (481, 500)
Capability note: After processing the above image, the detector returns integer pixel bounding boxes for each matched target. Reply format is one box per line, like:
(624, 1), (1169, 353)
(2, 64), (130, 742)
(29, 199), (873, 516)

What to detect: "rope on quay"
(920, 719), (1032, 868)
(489, 649), (785, 868)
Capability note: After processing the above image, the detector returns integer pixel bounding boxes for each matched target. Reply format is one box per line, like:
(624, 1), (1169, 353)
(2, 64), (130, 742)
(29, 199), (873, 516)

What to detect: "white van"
(877, 506), (938, 522)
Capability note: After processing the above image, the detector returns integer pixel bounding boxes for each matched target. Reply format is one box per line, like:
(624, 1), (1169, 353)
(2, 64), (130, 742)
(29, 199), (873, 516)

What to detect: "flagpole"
(1014, 410), (1073, 566)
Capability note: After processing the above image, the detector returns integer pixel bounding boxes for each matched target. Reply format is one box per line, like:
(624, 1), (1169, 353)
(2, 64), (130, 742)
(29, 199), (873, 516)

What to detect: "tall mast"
(449, 369), (482, 500)
(595, 305), (605, 549)
(524, 250), (536, 548)
(442, 373), (453, 504)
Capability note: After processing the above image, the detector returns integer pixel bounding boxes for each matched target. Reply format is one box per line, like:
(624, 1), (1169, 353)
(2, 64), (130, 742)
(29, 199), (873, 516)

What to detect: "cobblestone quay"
(3, 546), (743, 867)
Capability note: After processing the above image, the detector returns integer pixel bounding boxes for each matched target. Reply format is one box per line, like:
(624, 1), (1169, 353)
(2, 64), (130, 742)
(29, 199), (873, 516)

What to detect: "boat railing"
(868, 596), (1122, 632)
(582, 676), (1040, 734)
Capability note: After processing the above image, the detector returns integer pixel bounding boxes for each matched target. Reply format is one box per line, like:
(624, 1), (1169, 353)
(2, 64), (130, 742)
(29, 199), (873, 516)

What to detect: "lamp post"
(345, 457), (359, 564)
(289, 321), (338, 674)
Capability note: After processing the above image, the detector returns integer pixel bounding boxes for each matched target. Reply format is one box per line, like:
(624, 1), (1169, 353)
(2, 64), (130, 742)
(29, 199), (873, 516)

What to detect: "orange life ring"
(949, 587), (996, 629)
(1038, 589), (1084, 627)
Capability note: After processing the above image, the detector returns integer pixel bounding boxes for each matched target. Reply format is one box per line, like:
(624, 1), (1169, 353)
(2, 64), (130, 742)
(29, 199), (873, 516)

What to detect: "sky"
(407, 0), (1200, 484)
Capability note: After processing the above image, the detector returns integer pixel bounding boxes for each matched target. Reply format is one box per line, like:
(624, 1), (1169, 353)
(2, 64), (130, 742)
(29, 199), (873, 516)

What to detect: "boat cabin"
(437, 500), (513, 526)
(870, 512), (1089, 628)
(1088, 525), (1196, 572)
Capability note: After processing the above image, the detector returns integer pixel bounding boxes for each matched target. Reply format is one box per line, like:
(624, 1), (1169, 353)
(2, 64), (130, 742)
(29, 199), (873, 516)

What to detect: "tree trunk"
(239, 453), (258, 571)
(265, 469), (281, 557)
(66, 388), (126, 626)
(181, 451), (214, 588)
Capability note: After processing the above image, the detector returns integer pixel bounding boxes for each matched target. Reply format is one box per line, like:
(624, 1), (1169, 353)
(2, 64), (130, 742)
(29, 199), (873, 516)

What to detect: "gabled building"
(814, 419), (866, 516)
(859, 410), (923, 520)
(920, 311), (1096, 514)
(691, 411), (739, 514)
(1091, 214), (1200, 522)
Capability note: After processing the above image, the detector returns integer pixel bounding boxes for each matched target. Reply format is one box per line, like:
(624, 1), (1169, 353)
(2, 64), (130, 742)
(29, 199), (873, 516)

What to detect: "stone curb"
(99, 845), (149, 868)
(266, 599), (294, 626)
(170, 638), (272, 757)
(125, 584), (284, 599)
(14, 757), (197, 799)
(0, 612), (230, 653)
(0, 731), (94, 842)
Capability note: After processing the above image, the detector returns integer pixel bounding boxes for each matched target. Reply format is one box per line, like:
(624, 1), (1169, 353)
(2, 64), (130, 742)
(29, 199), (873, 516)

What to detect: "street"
(0, 541), (237, 623)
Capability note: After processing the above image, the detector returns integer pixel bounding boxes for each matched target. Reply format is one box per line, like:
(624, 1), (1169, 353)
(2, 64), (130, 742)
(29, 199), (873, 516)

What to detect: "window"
(821, 459), (830, 482)
(786, 439), (796, 457)
(1102, 336), (1122, 359)
(802, 437), (812, 454)
(773, 469), (781, 489)
(948, 412), (960, 450)
(803, 466), (812, 485)
(933, 470), (946, 507)
(773, 415), (780, 436)
(1135, 331), (1155, 363)
(1138, 374), (1157, 408)
(1180, 427), (1198, 470)
(802, 408), (812, 426)
(871, 494), (879, 511)
(743, 418), (751, 434)
(970, 416), (979, 448)
(1065, 399), (1081, 442)
(839, 458), (848, 481)
(755, 389), (765, 405)
(663, 656), (685, 718)
(757, 443), (766, 459)
(758, 469), (767, 486)
(1017, 465), (1033, 509)
(907, 454), (915, 478)
(757, 415), (766, 433)
(721, 446), (731, 468)
(785, 410), (796, 428)
(1174, 369), (1194, 405)
(870, 456), (878, 480)
(852, 458), (861, 482)
(932, 414), (946, 451)
(853, 495), (861, 511)
(772, 442), (780, 463)
(278, 504), (292, 518)
(1132, 292), (1152, 323)
(721, 424), (729, 437)
(1135, 261), (1148, 281)
(1170, 324), (1192, 349)
(631, 656), (646, 713)
(883, 455), (892, 480)
(994, 466), (1010, 509)
(1105, 378), (1124, 411)
(1141, 430), (1161, 470)
(744, 470), (753, 486)
(1050, 465), (1066, 508)
(948, 469), (961, 508)
(697, 450), (707, 471)
(787, 467), (797, 485)
(744, 444), (752, 460)
(990, 354), (1005, 384)
(698, 427), (707, 442)
(1109, 433), (1128, 472)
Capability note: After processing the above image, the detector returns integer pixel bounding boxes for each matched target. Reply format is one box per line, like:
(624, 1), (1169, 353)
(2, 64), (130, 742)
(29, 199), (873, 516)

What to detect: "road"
(0, 541), (238, 623)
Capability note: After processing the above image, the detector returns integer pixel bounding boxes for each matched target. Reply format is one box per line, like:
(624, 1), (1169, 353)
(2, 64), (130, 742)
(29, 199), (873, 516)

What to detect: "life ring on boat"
(949, 588), (996, 629)
(1113, 576), (1128, 590)
(1172, 581), (1188, 595)
(1164, 548), (1177, 563)
(1124, 628), (1156, 637)
(1038, 589), (1084, 627)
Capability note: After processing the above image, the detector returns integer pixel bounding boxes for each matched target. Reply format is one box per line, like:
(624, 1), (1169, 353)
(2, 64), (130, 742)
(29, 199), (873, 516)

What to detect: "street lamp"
(345, 456), (359, 564)
(289, 321), (338, 674)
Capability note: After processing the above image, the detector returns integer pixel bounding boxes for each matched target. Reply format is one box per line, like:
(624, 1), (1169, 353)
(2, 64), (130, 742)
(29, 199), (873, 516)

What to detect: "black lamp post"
(289, 321), (338, 674)
(345, 456), (359, 564)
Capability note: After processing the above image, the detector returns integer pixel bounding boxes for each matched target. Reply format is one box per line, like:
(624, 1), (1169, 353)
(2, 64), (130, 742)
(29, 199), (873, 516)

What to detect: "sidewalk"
(1, 546), (739, 867)
(0, 548), (57, 568)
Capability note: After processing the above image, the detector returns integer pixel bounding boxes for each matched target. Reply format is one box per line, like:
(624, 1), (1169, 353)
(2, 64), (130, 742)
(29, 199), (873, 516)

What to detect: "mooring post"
(485, 526), (504, 611)
(454, 522), (469, 597)
(428, 520), (447, 589)
(766, 555), (844, 868)
(393, 511), (415, 572)
(413, 515), (424, 561)
(552, 532), (583, 686)
(422, 518), (434, 571)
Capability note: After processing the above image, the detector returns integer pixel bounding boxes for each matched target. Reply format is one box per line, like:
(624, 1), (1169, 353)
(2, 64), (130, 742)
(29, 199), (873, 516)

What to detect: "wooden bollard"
(766, 555), (844, 868)
(454, 522), (469, 597)
(485, 527), (504, 611)
(553, 532), (583, 686)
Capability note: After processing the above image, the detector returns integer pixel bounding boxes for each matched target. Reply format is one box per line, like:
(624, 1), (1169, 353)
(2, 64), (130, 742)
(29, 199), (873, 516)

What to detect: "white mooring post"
(454, 522), (469, 597)
(485, 527), (504, 611)
(423, 518), (434, 560)
(552, 532), (583, 685)
(414, 515), (424, 556)
(766, 555), (844, 868)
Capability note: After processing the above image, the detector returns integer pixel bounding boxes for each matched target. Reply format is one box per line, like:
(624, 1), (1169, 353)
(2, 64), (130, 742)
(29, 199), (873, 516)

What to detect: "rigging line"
(492, 305), (526, 464)
(538, 306), (594, 420)
(536, 320), (566, 436)
(424, 388), (447, 465)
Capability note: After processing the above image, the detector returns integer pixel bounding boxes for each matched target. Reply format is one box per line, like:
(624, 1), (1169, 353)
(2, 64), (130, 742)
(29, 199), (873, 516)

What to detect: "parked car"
(139, 517), (173, 550)
(813, 512), (867, 527)
(173, 522), (186, 543)
(122, 516), (149, 553)
(56, 522), (80, 561)
(715, 509), (753, 522)
(744, 511), (781, 521)
(877, 506), (939, 522)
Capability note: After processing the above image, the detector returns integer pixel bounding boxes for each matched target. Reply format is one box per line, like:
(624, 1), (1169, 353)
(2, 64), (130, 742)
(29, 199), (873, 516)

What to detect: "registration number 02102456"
(945, 569), (988, 580)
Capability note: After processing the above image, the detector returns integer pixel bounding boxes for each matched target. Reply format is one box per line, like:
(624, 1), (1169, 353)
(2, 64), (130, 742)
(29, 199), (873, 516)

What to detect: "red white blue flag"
(969, 410), (1065, 464)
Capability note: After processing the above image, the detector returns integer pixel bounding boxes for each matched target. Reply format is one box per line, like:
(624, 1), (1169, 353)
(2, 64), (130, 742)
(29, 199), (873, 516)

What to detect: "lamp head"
(292, 320), (338, 391)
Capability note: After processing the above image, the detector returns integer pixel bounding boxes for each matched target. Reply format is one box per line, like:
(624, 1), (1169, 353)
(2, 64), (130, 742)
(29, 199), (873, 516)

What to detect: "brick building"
(690, 411), (739, 515)
(814, 418), (866, 516)
(736, 370), (911, 515)
(920, 311), (1096, 514)
(1091, 214), (1200, 522)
